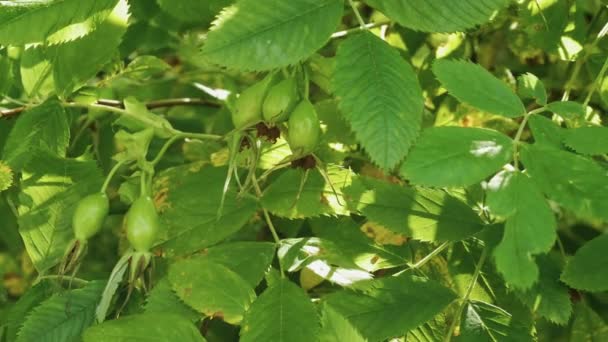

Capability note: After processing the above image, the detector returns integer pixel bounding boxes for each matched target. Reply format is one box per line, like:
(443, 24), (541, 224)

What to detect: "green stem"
(444, 247), (489, 342)
(36, 275), (89, 286)
(101, 160), (128, 193)
(347, 0), (367, 28)
(513, 107), (545, 168)
(411, 242), (451, 269)
(151, 135), (182, 166)
(251, 173), (284, 277)
(331, 21), (391, 39)
(583, 55), (608, 107)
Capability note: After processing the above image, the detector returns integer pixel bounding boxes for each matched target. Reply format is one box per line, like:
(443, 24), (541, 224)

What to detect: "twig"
(331, 21), (391, 39)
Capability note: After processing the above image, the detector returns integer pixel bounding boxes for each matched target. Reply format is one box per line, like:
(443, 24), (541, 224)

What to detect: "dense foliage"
(1, 0), (608, 341)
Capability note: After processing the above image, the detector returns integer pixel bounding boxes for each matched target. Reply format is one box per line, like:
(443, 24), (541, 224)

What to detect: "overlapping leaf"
(521, 145), (608, 221)
(401, 127), (513, 187)
(333, 31), (423, 170)
(319, 304), (366, 342)
(169, 258), (256, 324)
(563, 126), (608, 155)
(240, 278), (320, 342)
(561, 234), (608, 292)
(157, 0), (232, 24)
(487, 171), (556, 289)
(16, 281), (104, 342)
(154, 165), (258, 256)
(325, 275), (456, 341)
(145, 278), (200, 322)
(17, 153), (103, 272)
(433, 59), (525, 118)
(202, 0), (344, 71)
(454, 301), (533, 341)
(0, 0), (118, 45)
(364, 0), (510, 33)
(2, 99), (69, 170)
(83, 313), (206, 342)
(344, 177), (483, 241)
(20, 0), (129, 98)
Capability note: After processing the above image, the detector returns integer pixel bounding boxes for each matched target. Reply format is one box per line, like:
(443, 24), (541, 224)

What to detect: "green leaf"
(570, 303), (608, 342)
(563, 126), (608, 156)
(0, 160), (13, 192)
(333, 31), (423, 170)
(19, 0), (129, 98)
(3, 281), (56, 342)
(344, 177), (483, 242)
(364, 0), (510, 33)
(487, 171), (556, 289)
(261, 168), (350, 219)
(278, 237), (374, 286)
(83, 313), (206, 342)
(515, 257), (571, 325)
(521, 144), (608, 221)
(517, 73), (547, 105)
(561, 234), (608, 292)
(319, 304), (366, 342)
(546, 101), (586, 120)
(154, 165), (258, 256)
(202, 0), (344, 71)
(528, 115), (565, 149)
(324, 275), (456, 341)
(433, 59), (525, 118)
(17, 153), (103, 272)
(2, 99), (69, 170)
(121, 55), (171, 81)
(115, 97), (175, 138)
(169, 258), (256, 324)
(240, 278), (320, 342)
(157, 0), (232, 24)
(309, 217), (411, 272)
(454, 301), (533, 341)
(51, 1), (129, 97)
(145, 277), (200, 322)
(0, 0), (119, 45)
(197, 242), (276, 287)
(401, 127), (513, 187)
(16, 281), (104, 342)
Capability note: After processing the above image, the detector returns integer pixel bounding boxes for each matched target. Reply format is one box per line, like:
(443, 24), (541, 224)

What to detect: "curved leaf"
(202, 0), (344, 71)
(333, 31), (423, 170)
(561, 234), (608, 292)
(364, 0), (510, 33)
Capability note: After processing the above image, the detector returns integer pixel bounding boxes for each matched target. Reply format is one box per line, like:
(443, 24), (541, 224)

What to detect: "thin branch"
(331, 21), (391, 39)
(1, 97), (222, 120)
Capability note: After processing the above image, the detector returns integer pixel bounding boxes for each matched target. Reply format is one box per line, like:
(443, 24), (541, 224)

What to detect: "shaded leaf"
(517, 73), (547, 105)
(145, 277), (200, 322)
(325, 275), (456, 341)
(154, 165), (258, 256)
(319, 304), (366, 342)
(454, 301), (533, 341)
(570, 303), (608, 342)
(561, 234), (608, 292)
(344, 177), (483, 241)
